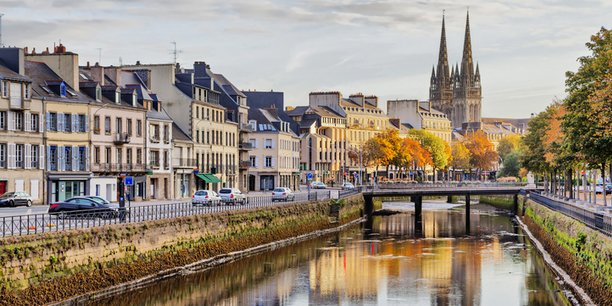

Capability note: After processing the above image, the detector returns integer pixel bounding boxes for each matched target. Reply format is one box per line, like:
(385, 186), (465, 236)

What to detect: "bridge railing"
(373, 181), (528, 190)
(529, 192), (611, 237)
(0, 190), (356, 238)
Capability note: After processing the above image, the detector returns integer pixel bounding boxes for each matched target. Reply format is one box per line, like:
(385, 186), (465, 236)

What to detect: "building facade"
(430, 12), (482, 129)
(0, 48), (45, 203)
(387, 99), (452, 143)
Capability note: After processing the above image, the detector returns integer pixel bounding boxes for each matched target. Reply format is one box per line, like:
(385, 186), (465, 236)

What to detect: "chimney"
(25, 44), (80, 92)
(0, 48), (25, 75)
(24, 47), (28, 54)
(105, 66), (122, 87)
(428, 100), (432, 112)
(194, 61), (207, 77)
(89, 65), (105, 86)
(42, 47), (50, 55)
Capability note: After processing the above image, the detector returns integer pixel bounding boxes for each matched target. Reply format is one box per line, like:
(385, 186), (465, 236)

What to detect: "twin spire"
(433, 10), (479, 87)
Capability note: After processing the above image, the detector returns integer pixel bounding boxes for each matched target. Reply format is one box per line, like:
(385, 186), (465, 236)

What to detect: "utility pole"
(170, 41), (183, 65)
(0, 13), (5, 47)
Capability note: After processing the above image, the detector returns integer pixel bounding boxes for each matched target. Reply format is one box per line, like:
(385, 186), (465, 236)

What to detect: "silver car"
(272, 187), (295, 202)
(192, 190), (221, 206)
(219, 188), (247, 205)
(0, 192), (33, 207)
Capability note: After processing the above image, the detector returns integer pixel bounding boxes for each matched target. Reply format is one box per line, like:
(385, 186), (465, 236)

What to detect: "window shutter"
(71, 114), (77, 132)
(85, 146), (90, 171)
(72, 145), (78, 171)
(84, 115), (89, 132)
(59, 146), (65, 171)
(46, 146), (50, 170)
(24, 144), (31, 169)
(45, 112), (51, 131)
(7, 111), (14, 131)
(58, 112), (64, 132)
(39, 145), (45, 170)
(24, 111), (31, 132)
(7, 143), (15, 169)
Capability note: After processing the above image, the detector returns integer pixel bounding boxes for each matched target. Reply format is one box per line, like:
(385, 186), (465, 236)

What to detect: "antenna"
(170, 41), (183, 64)
(0, 13), (4, 47)
(119, 56), (123, 66)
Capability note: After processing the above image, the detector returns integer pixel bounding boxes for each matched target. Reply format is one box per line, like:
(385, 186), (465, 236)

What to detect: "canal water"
(92, 202), (571, 306)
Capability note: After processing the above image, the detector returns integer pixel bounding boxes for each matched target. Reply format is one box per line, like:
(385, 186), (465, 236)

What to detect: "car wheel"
(26, 200), (32, 207)
(9, 200), (14, 207)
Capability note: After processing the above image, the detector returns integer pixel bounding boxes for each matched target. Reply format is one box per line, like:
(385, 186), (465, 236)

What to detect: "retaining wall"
(0, 194), (364, 305)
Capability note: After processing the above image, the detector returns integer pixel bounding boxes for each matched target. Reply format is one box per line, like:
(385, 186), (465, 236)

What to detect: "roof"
(244, 91), (284, 110)
(0, 61), (30, 82)
(147, 106), (173, 121)
(172, 122), (192, 142)
(213, 73), (246, 98)
(24, 61), (90, 103)
(286, 106), (309, 117)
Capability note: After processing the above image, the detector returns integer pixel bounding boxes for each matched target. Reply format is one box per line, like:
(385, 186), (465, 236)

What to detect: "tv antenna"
(96, 48), (102, 65)
(0, 13), (5, 47)
(170, 41), (183, 64)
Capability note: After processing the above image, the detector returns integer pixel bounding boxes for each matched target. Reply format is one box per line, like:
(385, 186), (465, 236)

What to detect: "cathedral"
(429, 12), (482, 129)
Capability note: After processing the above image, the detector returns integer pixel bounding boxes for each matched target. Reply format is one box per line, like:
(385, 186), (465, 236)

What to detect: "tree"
(451, 142), (471, 170)
(462, 130), (498, 179)
(497, 134), (521, 160)
(498, 152), (520, 178)
(374, 129), (402, 178)
(408, 130), (450, 181)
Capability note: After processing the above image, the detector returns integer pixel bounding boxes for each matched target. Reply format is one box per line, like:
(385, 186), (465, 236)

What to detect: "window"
(250, 156), (256, 168)
(163, 125), (169, 143)
(127, 148), (132, 165)
(31, 113), (39, 131)
(49, 146), (57, 170)
(136, 120), (142, 137)
(64, 146), (72, 170)
(265, 156), (272, 168)
(116, 117), (122, 133)
(25, 84), (31, 99)
(94, 116), (100, 134)
(150, 150), (159, 167)
(1, 81), (8, 97)
(79, 114), (86, 132)
(95, 87), (102, 101)
(64, 113), (71, 132)
(163, 150), (169, 169)
(136, 148), (142, 164)
(94, 146), (100, 164)
(249, 138), (256, 148)
(264, 139), (272, 149)
(0, 111), (5, 130)
(15, 144), (24, 168)
(116, 148), (122, 164)
(127, 119), (132, 136)
(15, 111), (23, 130)
(31, 145), (38, 168)
(104, 116), (111, 135)
(78, 147), (86, 171)
(0, 143), (5, 168)
(105, 146), (111, 163)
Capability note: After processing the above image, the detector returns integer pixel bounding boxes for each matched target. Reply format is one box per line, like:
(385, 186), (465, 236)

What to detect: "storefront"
(195, 173), (221, 191)
(47, 173), (92, 203)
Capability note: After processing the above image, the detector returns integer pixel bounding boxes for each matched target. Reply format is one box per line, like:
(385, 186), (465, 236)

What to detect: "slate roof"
(244, 91), (284, 110)
(213, 73), (246, 98)
(25, 61), (90, 103)
(0, 60), (30, 82)
(172, 122), (192, 142)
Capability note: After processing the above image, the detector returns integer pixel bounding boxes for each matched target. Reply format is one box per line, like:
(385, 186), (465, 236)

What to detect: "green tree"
(497, 134), (521, 160)
(498, 151), (520, 178)
(408, 130), (450, 181)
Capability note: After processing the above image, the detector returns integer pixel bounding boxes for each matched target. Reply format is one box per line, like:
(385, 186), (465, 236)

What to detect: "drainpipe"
(42, 97), (47, 205)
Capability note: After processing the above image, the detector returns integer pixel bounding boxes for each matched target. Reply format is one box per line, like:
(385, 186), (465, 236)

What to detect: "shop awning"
(195, 173), (221, 184)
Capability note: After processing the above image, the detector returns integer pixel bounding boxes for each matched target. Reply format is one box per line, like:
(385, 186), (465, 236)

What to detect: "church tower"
(452, 11), (482, 128)
(429, 13), (454, 121)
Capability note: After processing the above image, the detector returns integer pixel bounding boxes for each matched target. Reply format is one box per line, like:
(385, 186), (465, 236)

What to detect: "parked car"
(590, 184), (605, 194)
(48, 197), (118, 218)
(219, 188), (247, 205)
(0, 192), (32, 207)
(606, 184), (612, 194)
(86, 196), (111, 205)
(192, 190), (221, 206)
(272, 187), (295, 202)
(342, 182), (355, 190)
(311, 182), (327, 189)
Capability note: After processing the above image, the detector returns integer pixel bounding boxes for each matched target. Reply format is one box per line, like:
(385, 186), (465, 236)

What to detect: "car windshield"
(273, 188), (285, 192)
(195, 191), (207, 196)
(88, 197), (106, 204)
(0, 192), (14, 198)
(219, 189), (232, 194)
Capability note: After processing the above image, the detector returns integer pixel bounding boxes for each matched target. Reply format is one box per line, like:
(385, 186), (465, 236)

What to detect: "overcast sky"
(3, 0), (610, 118)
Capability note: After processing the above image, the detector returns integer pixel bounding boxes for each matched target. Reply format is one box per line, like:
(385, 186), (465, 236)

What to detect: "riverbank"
(0, 194), (365, 305)
(520, 199), (612, 306)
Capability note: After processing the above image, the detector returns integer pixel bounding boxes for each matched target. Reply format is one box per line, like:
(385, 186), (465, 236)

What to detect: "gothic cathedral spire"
(437, 12), (450, 85)
(460, 10), (475, 86)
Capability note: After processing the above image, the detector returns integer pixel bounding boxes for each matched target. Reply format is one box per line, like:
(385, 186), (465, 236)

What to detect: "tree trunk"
(602, 163), (607, 207)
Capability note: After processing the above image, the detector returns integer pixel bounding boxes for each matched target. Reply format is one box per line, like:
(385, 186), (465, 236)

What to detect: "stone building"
(387, 99), (452, 143)
(0, 48), (45, 203)
(430, 12), (482, 129)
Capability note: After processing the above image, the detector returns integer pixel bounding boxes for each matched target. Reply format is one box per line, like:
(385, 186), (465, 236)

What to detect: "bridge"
(362, 185), (543, 236)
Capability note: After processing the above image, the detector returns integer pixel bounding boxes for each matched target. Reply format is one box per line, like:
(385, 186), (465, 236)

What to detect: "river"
(92, 202), (572, 306)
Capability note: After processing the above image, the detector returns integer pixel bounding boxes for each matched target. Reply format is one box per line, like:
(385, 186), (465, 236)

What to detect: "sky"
(2, 0), (610, 118)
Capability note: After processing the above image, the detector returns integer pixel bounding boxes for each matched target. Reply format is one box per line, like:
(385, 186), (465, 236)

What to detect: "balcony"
(149, 135), (160, 143)
(240, 123), (255, 132)
(113, 132), (131, 144)
(91, 163), (145, 172)
(173, 158), (196, 168)
(239, 142), (254, 150)
(149, 161), (160, 170)
(239, 161), (251, 169)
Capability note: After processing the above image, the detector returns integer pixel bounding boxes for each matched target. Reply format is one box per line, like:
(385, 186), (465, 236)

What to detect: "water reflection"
(92, 207), (570, 306)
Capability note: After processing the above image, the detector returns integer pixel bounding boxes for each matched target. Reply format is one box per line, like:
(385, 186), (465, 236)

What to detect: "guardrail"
(376, 182), (530, 189)
(529, 192), (612, 237)
(0, 190), (361, 238)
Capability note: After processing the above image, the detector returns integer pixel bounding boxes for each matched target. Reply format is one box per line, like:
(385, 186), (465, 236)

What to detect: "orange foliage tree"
(462, 130), (498, 179)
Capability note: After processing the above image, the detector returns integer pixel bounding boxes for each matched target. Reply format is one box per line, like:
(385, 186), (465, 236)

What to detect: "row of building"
(1, 12), (527, 205)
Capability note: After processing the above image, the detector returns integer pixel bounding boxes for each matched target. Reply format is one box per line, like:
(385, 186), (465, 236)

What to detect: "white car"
(272, 187), (295, 202)
(219, 188), (247, 205)
(192, 190), (221, 206)
(311, 182), (327, 189)
(342, 182), (355, 190)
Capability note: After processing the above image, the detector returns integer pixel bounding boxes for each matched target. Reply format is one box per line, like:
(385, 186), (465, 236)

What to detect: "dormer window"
(1, 81), (8, 98)
(95, 86), (102, 102)
(132, 93), (137, 106)
(115, 91), (120, 104)
(59, 82), (67, 98)
(24, 83), (31, 99)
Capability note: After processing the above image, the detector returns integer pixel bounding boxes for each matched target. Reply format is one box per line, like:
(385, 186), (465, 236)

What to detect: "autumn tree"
(497, 134), (521, 160)
(451, 142), (471, 170)
(408, 130), (450, 181)
(462, 130), (498, 180)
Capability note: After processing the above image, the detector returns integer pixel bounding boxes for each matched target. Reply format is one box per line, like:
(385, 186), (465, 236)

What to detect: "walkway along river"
(91, 201), (573, 306)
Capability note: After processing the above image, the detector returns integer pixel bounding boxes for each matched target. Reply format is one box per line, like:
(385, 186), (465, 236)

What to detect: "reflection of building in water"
(375, 208), (483, 238)
(450, 239), (483, 305)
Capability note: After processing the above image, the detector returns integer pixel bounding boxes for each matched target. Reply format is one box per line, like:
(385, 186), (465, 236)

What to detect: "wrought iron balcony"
(239, 142), (254, 150)
(239, 161), (251, 169)
(113, 132), (131, 144)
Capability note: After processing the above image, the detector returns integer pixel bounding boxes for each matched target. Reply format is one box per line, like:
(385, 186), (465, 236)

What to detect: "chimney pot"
(136, 60), (141, 65)
(87, 61), (90, 68)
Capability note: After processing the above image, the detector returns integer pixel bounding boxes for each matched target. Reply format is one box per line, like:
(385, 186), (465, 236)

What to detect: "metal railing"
(529, 192), (612, 237)
(375, 181), (529, 189)
(0, 190), (357, 238)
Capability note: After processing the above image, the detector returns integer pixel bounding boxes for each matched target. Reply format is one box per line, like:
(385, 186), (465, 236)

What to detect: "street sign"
(125, 176), (134, 186)
(307, 172), (313, 180)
